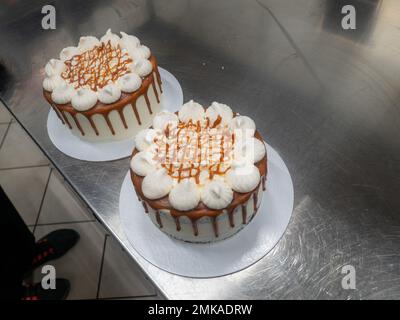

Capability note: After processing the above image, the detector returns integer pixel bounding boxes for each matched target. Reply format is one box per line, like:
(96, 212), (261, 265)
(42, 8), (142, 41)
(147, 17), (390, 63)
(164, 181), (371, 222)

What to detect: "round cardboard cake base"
(119, 143), (294, 278)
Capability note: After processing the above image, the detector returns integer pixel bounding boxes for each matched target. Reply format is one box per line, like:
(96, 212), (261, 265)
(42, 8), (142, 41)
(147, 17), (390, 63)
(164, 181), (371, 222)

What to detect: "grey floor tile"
(98, 236), (156, 299)
(37, 170), (94, 225)
(0, 102), (12, 124)
(0, 166), (51, 226)
(0, 123), (9, 144)
(0, 122), (49, 169)
(32, 221), (106, 300)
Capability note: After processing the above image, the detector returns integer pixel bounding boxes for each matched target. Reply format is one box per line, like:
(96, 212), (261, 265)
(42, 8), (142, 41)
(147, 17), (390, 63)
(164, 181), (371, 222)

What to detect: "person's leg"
(0, 185), (36, 299)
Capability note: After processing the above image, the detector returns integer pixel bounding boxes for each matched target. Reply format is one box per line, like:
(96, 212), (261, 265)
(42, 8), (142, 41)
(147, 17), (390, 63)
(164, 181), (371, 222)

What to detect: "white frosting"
(71, 88), (97, 111)
(43, 76), (64, 92)
(225, 160), (260, 193)
(130, 151), (157, 176)
(229, 115), (256, 137)
(142, 168), (173, 200)
(169, 179), (201, 211)
(46, 30), (155, 111)
(117, 73), (142, 93)
(234, 137), (266, 163)
(100, 29), (120, 47)
(135, 129), (158, 152)
(51, 83), (74, 104)
(45, 59), (65, 77)
(97, 83), (121, 104)
(78, 36), (100, 52)
(129, 45), (151, 60)
(59, 46), (80, 61)
(205, 102), (233, 125)
(132, 59), (152, 77)
(201, 180), (233, 210)
(120, 32), (140, 51)
(178, 100), (205, 122)
(152, 111), (178, 130)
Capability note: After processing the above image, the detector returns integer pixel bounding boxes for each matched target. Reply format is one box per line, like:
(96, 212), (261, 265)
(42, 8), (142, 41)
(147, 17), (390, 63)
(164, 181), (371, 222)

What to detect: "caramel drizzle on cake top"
(44, 55), (162, 137)
(153, 116), (235, 184)
(61, 41), (132, 91)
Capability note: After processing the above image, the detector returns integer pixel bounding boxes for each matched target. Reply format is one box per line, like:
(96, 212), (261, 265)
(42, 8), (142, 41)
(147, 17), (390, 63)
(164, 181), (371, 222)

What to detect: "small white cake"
(43, 29), (163, 142)
(130, 101), (268, 243)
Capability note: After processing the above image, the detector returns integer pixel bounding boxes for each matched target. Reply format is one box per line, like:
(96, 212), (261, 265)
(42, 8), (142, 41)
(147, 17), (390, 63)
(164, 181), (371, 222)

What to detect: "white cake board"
(47, 67), (183, 162)
(119, 143), (294, 278)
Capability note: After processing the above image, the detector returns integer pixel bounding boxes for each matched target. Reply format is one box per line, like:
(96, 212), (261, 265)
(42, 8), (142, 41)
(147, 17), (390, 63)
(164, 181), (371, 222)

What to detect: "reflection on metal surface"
(0, 0), (399, 299)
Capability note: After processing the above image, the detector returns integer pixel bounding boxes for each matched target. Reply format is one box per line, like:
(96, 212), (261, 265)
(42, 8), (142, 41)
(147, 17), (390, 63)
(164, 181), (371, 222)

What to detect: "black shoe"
(29, 229), (80, 273)
(21, 279), (70, 300)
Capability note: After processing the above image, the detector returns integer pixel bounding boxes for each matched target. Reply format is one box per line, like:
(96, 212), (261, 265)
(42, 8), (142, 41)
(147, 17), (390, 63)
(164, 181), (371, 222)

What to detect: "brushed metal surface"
(0, 0), (399, 299)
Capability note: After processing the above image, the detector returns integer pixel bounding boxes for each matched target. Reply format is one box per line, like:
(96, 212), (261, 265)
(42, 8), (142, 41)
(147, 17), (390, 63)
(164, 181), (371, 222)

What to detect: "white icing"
(43, 76), (64, 92)
(234, 137), (266, 163)
(201, 180), (233, 210)
(132, 59), (152, 77)
(45, 59), (65, 77)
(100, 29), (120, 47)
(142, 168), (173, 200)
(51, 83), (74, 104)
(169, 179), (201, 211)
(152, 111), (178, 130)
(129, 45), (151, 60)
(225, 160), (260, 193)
(130, 151), (157, 176)
(78, 36), (100, 52)
(178, 100), (205, 122)
(59, 46), (80, 61)
(97, 83), (121, 104)
(135, 129), (159, 152)
(117, 73), (142, 93)
(71, 88), (97, 111)
(205, 102), (233, 125)
(120, 32), (140, 51)
(229, 115), (256, 137)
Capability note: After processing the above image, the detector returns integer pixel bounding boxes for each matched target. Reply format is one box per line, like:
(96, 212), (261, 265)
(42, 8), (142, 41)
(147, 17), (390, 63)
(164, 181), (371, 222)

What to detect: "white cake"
(43, 29), (163, 142)
(130, 101), (268, 243)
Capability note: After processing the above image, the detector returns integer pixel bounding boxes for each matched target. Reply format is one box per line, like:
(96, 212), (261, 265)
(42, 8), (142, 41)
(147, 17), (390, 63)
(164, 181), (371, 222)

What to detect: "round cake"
(130, 100), (267, 243)
(43, 29), (163, 142)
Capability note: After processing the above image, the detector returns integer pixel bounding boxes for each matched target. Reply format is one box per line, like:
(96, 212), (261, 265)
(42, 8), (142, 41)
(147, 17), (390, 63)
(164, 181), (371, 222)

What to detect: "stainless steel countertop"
(1, 0), (399, 299)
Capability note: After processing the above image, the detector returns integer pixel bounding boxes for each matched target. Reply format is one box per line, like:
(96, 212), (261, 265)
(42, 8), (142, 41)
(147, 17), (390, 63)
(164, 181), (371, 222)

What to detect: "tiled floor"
(0, 102), (160, 300)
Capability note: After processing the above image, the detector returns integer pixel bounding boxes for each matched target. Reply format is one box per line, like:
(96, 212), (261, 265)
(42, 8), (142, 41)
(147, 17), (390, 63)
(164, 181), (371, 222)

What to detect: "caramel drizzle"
(60, 111), (72, 129)
(155, 116), (234, 183)
(151, 79), (160, 103)
(155, 211), (163, 228)
(45, 57), (162, 137)
(212, 217), (219, 238)
(253, 191), (258, 212)
(71, 114), (84, 136)
(174, 216), (181, 231)
(142, 201), (149, 213)
(104, 113), (115, 135)
(50, 105), (64, 124)
(143, 183), (262, 238)
(87, 116), (99, 135)
(241, 205), (247, 224)
(144, 92), (152, 114)
(62, 41), (132, 91)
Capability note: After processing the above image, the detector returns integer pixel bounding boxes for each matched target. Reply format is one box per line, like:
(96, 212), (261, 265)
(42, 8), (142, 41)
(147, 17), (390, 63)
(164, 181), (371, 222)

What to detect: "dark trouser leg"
(0, 186), (36, 299)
